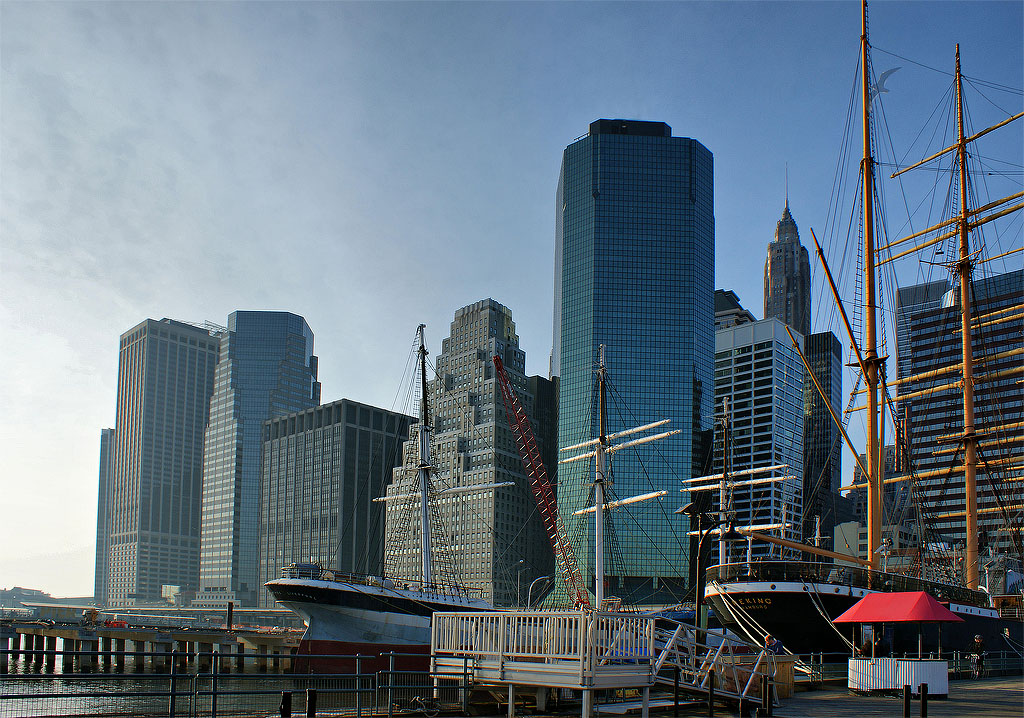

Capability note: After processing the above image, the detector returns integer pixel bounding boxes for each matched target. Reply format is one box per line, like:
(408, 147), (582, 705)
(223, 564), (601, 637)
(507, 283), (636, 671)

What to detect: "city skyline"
(2, 1), (1021, 597)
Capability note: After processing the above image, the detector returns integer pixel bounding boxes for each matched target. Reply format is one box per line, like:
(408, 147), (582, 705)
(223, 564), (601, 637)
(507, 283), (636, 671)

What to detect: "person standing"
(969, 635), (986, 679)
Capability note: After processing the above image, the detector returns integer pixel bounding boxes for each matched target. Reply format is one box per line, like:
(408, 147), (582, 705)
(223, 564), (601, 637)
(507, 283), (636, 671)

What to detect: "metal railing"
(0, 648), (467, 718)
(433, 610), (655, 675)
(789, 649), (1024, 685)
(278, 563), (483, 600)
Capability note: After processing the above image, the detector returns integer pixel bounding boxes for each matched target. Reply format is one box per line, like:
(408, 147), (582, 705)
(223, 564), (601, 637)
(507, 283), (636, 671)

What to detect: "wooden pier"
(0, 622), (300, 673)
(431, 610), (776, 717)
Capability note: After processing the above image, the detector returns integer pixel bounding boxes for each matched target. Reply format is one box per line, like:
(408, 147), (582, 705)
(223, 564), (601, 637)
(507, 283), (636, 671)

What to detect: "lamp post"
(515, 560), (527, 607)
(527, 575), (552, 607)
(676, 502), (743, 633)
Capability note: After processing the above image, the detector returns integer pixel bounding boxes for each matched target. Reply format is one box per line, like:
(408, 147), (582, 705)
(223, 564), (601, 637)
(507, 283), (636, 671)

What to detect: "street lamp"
(515, 560), (527, 607)
(527, 575), (552, 607)
(676, 502), (743, 633)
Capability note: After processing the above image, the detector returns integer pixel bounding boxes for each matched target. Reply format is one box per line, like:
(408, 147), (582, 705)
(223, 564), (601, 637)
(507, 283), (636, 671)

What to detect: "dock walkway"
(772, 677), (1022, 718)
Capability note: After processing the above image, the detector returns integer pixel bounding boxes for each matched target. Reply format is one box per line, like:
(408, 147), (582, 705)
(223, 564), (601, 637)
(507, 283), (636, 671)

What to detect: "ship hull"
(705, 566), (1023, 659)
(266, 577), (492, 669)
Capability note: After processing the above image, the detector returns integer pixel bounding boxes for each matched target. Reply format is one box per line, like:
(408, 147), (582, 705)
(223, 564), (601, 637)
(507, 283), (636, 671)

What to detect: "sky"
(1, 1), (1021, 598)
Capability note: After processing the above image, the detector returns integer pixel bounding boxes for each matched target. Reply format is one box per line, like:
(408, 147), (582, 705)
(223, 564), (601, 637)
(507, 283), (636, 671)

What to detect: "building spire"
(785, 162), (789, 211)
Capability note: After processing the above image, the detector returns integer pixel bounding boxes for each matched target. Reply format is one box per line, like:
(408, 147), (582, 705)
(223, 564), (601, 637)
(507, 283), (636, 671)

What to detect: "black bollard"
(903, 685), (911, 717)
(306, 688), (317, 718)
(674, 664), (680, 718)
(707, 667), (715, 717)
(279, 691), (292, 718)
(919, 683), (928, 718)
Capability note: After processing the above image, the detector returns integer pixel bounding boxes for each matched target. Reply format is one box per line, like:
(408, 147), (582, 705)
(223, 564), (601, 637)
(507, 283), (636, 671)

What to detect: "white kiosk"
(833, 591), (964, 697)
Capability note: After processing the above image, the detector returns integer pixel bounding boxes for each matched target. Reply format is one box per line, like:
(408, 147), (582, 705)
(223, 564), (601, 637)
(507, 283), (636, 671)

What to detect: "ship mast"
(416, 324), (434, 585)
(860, 0), (883, 569)
(595, 345), (608, 607)
(954, 45), (980, 590)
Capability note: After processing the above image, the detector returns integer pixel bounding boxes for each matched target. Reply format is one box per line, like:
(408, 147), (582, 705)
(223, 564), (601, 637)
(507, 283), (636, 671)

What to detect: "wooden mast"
(954, 45), (980, 590)
(416, 324), (434, 585)
(594, 344), (608, 607)
(860, 0), (883, 569)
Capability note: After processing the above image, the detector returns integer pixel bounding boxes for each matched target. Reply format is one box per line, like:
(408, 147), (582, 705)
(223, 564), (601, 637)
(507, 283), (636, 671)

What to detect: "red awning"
(833, 591), (965, 624)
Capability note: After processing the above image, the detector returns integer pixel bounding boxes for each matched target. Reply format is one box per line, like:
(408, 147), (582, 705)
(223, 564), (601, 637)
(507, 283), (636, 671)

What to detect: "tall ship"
(265, 326), (493, 662)
(703, 0), (1022, 657)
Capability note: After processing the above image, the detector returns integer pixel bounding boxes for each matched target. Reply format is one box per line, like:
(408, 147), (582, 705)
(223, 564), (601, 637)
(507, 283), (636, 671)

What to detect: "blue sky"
(1, 1), (1020, 597)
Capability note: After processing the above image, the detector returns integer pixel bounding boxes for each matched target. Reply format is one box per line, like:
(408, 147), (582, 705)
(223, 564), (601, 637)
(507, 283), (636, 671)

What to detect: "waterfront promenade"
(769, 677), (1022, 718)
(495, 677), (1023, 718)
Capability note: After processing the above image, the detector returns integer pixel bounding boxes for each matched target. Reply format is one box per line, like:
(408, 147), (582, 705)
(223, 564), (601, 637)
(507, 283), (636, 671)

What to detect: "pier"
(0, 621), (300, 674)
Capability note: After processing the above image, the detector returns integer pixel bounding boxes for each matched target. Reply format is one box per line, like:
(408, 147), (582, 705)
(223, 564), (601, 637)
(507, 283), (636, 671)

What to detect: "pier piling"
(62, 638), (76, 673)
(114, 638), (125, 672)
(100, 635), (112, 670)
(235, 643), (246, 672)
(44, 635), (56, 670)
(80, 638), (98, 673)
(131, 640), (146, 672)
(197, 642), (212, 672)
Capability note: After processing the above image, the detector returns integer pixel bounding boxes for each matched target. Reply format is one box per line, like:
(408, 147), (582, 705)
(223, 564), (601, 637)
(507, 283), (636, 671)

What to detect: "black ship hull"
(704, 562), (1023, 659)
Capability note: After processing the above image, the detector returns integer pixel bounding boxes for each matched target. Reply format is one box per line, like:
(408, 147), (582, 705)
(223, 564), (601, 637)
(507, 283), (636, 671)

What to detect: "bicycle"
(391, 695), (440, 717)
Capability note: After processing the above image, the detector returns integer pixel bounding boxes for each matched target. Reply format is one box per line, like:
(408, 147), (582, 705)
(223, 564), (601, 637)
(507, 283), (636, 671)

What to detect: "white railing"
(432, 610), (656, 686)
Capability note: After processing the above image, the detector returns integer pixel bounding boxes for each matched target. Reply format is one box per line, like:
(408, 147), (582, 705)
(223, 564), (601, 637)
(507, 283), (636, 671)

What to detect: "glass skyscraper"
(196, 311), (320, 608)
(94, 427), (115, 607)
(801, 330), (844, 542)
(106, 319), (220, 607)
(554, 119), (715, 605)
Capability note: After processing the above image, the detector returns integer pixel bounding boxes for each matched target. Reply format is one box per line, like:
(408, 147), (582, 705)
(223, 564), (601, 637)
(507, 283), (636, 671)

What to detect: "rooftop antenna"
(785, 162), (789, 210)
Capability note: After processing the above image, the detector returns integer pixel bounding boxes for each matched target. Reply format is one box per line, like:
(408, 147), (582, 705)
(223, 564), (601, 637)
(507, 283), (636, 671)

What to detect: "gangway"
(431, 610), (775, 717)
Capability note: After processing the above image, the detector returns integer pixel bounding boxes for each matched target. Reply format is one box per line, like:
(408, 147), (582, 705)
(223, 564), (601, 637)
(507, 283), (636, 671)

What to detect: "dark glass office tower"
(258, 399), (411, 608)
(554, 119), (715, 605)
(802, 331), (843, 543)
(196, 311), (320, 608)
(763, 203), (811, 337)
(895, 269), (1023, 563)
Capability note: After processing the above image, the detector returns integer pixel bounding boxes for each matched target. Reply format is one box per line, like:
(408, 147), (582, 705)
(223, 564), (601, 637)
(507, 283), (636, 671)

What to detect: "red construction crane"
(492, 355), (591, 610)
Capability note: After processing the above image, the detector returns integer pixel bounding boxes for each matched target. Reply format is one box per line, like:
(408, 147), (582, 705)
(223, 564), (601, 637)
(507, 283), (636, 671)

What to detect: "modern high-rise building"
(105, 319), (220, 607)
(257, 399), (412, 608)
(763, 202), (811, 337)
(384, 300), (556, 606)
(195, 311), (321, 608)
(714, 289), (756, 330)
(802, 330), (844, 543)
(94, 427), (115, 606)
(895, 269), (1023, 564)
(714, 319), (805, 559)
(554, 119), (715, 605)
